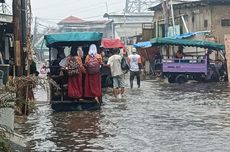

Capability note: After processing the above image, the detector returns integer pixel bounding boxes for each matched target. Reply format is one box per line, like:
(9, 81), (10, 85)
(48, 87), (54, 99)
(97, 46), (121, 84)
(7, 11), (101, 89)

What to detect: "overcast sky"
(5, 0), (125, 22)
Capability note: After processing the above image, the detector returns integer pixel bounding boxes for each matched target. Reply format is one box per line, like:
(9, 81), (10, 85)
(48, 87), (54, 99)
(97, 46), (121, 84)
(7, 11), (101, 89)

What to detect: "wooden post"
(224, 35), (230, 82)
(162, 0), (170, 37)
(13, 0), (23, 76)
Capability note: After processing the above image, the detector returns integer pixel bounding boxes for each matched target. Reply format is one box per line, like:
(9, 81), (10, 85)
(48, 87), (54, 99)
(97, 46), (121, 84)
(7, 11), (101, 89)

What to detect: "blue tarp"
(168, 31), (211, 39)
(133, 41), (152, 48)
(133, 31), (213, 48)
(167, 32), (195, 39)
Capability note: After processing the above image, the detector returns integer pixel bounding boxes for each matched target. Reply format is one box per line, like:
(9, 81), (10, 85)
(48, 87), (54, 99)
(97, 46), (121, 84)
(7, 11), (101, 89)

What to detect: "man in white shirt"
(107, 48), (125, 98)
(128, 48), (142, 88)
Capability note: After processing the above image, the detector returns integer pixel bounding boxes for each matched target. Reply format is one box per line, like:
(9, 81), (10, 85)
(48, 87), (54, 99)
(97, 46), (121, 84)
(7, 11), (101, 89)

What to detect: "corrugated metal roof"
(150, 37), (224, 50)
(58, 16), (110, 25)
(149, 0), (230, 11)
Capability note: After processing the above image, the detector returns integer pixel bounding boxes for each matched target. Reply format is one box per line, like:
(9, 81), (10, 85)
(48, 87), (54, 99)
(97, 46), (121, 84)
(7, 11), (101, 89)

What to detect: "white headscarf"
(77, 46), (84, 58)
(88, 44), (97, 57)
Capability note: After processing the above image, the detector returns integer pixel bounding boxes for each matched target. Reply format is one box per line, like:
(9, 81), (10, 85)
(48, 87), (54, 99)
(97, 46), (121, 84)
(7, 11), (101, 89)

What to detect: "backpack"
(121, 57), (130, 71)
(67, 56), (79, 76)
(86, 56), (100, 75)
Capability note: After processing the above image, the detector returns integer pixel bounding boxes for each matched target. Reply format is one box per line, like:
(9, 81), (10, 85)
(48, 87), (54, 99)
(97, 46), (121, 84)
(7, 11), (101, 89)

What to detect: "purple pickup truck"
(162, 56), (226, 83)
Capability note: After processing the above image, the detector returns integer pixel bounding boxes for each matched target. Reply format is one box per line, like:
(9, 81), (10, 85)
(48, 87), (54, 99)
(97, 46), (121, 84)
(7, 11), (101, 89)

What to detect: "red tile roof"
(59, 16), (84, 24)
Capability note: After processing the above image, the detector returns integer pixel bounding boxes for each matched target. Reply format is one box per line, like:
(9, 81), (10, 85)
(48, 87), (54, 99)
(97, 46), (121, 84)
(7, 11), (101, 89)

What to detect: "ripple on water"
(14, 81), (230, 152)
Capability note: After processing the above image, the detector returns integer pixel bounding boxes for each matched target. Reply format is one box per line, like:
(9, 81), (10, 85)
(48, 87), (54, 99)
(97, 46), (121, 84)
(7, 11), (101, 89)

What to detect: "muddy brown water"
(15, 80), (230, 152)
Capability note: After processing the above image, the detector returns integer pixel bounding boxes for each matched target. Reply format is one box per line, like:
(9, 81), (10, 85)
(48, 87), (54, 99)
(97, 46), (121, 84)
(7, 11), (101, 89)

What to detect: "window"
(204, 20), (208, 28)
(221, 19), (230, 27)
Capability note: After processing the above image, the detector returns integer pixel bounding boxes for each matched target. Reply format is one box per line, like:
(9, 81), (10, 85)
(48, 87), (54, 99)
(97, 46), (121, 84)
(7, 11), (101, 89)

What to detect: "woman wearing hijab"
(67, 47), (84, 99)
(84, 44), (102, 103)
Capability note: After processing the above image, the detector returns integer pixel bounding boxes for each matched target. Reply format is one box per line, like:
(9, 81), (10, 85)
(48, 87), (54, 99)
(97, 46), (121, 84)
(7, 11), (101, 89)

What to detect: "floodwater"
(15, 80), (230, 152)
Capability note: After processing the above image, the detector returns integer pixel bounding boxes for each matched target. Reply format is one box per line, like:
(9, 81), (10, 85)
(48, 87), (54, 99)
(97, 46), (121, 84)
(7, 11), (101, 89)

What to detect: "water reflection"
(15, 81), (230, 152)
(50, 111), (107, 151)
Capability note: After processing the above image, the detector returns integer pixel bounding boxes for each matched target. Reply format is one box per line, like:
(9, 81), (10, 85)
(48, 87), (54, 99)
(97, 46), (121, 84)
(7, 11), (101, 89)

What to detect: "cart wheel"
(175, 74), (187, 84)
(194, 75), (205, 82)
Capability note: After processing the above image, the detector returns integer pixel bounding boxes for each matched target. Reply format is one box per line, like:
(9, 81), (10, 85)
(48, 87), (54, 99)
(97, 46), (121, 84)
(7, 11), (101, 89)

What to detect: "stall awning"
(101, 38), (125, 49)
(101, 38), (126, 53)
(133, 31), (213, 49)
(44, 32), (103, 47)
(150, 37), (224, 51)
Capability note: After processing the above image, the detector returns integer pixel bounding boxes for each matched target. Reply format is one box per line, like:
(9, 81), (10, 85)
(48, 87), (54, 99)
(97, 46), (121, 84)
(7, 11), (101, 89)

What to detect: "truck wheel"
(175, 74), (187, 84)
(194, 75), (205, 82)
(168, 76), (175, 83)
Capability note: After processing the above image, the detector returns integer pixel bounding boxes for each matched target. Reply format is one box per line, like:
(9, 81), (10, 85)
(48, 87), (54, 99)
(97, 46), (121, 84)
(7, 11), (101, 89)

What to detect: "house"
(103, 12), (153, 41)
(57, 16), (113, 38)
(0, 13), (13, 64)
(149, 0), (230, 44)
(138, 0), (230, 75)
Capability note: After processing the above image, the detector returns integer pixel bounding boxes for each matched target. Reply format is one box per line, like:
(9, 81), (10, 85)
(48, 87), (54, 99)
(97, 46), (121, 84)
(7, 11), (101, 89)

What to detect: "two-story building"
(57, 16), (113, 38)
(103, 12), (153, 42)
(149, 0), (230, 44)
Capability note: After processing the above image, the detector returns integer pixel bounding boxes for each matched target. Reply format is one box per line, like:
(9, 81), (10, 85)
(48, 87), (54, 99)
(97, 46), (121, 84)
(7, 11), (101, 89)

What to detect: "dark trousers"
(130, 71), (140, 88)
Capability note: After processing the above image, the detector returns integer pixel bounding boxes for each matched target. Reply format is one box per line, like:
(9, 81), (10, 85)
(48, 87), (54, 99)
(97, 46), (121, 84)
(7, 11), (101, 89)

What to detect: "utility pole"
(1, 3), (4, 13)
(32, 17), (38, 48)
(161, 0), (170, 58)
(170, 0), (175, 35)
(162, 0), (170, 37)
(125, 0), (129, 12)
(138, 0), (141, 13)
(105, 1), (109, 13)
(123, 11), (127, 46)
(13, 0), (23, 76)
(21, 0), (27, 75)
(21, 0), (27, 49)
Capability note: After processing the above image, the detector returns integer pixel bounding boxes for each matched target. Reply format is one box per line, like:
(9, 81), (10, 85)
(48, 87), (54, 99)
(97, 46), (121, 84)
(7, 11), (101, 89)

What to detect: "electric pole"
(162, 0), (170, 37)
(21, 0), (27, 75)
(13, 0), (23, 76)
(21, 0), (27, 49)
(32, 17), (38, 48)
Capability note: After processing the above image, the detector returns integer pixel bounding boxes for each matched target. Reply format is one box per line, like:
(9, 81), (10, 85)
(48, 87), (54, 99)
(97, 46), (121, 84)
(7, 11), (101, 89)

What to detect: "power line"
(33, 0), (123, 14)
(34, 9), (124, 23)
(57, 0), (124, 15)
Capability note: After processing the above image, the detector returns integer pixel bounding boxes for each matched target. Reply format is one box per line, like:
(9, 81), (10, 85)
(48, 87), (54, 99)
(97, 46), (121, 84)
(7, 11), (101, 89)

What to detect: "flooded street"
(15, 80), (230, 152)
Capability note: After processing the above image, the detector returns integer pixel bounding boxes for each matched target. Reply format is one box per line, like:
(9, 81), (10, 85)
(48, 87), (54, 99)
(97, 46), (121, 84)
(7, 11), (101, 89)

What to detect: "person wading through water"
(107, 48), (125, 99)
(128, 48), (142, 88)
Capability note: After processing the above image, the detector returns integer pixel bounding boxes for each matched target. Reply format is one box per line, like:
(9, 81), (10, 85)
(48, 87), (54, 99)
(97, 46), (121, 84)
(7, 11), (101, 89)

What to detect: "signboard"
(168, 25), (180, 37)
(0, 14), (13, 23)
(15, 41), (21, 66)
(224, 35), (230, 82)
